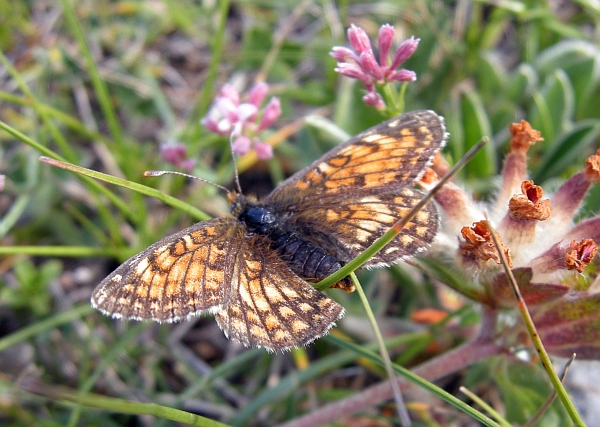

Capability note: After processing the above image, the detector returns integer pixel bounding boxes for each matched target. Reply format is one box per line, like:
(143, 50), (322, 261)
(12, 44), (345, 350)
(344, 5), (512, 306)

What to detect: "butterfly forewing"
(92, 217), (244, 322)
(268, 110), (445, 205)
(214, 236), (344, 351)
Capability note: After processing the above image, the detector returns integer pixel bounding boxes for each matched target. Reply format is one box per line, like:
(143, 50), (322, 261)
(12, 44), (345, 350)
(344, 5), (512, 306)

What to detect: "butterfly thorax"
(234, 196), (350, 288)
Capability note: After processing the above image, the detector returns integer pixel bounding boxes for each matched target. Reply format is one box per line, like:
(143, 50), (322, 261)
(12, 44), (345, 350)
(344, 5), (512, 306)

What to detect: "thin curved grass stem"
(350, 272), (411, 427)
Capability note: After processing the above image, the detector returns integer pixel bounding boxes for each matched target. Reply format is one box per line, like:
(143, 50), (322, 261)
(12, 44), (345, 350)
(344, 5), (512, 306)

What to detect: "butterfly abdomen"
(239, 205), (343, 282)
(272, 231), (341, 281)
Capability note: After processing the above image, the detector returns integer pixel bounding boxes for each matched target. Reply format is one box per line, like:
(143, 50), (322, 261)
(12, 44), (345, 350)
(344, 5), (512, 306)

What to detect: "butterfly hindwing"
(285, 188), (439, 267)
(92, 217), (244, 322)
(214, 236), (344, 351)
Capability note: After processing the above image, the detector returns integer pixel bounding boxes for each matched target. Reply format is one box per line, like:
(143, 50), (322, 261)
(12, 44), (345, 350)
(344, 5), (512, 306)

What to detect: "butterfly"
(91, 110), (447, 351)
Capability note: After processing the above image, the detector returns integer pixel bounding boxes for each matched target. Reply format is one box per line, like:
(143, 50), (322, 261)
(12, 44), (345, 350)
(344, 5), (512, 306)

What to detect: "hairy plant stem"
(277, 308), (503, 427)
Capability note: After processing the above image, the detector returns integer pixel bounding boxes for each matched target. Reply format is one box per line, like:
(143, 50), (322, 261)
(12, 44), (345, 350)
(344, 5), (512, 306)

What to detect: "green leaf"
(492, 357), (568, 425)
(476, 53), (506, 98)
(533, 120), (600, 183)
(460, 89), (496, 178)
(507, 63), (539, 104)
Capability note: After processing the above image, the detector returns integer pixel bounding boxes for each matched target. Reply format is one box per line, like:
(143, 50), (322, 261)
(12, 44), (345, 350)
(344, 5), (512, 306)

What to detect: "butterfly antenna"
(228, 131), (243, 194)
(144, 170), (232, 196)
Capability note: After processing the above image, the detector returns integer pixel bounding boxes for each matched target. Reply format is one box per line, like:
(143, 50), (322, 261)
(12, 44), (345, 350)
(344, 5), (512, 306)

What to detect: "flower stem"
(486, 218), (586, 426)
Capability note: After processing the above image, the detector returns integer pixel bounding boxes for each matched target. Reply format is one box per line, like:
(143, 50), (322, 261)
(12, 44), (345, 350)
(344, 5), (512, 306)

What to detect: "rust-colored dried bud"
(509, 120), (543, 153)
(583, 151), (600, 183)
(419, 167), (438, 185)
(509, 180), (551, 220)
(460, 221), (513, 268)
(564, 239), (598, 273)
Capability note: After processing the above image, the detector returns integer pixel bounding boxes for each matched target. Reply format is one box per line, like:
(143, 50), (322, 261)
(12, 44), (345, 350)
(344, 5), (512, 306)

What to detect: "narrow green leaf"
(460, 89), (496, 178)
(533, 120), (600, 183)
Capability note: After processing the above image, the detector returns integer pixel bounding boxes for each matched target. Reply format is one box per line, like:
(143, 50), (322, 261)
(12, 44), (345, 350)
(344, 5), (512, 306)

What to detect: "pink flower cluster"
(201, 82), (281, 160)
(330, 24), (419, 109)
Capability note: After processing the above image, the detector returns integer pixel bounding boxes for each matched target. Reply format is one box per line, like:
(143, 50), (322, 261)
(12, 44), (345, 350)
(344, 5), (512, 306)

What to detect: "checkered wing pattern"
(267, 110), (445, 264)
(268, 110), (445, 204)
(289, 189), (439, 267)
(92, 217), (343, 350)
(214, 236), (344, 351)
(92, 218), (244, 322)
(92, 110), (446, 351)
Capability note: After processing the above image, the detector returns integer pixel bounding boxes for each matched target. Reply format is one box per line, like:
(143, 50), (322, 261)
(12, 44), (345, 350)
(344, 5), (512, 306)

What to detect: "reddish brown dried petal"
(584, 151), (600, 183)
(564, 239), (598, 273)
(460, 221), (513, 268)
(509, 120), (543, 153)
(508, 181), (551, 221)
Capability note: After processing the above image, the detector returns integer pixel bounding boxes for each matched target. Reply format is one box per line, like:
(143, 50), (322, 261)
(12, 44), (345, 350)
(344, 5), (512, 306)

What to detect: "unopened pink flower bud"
(330, 46), (358, 62)
(347, 24), (372, 55)
(378, 24), (395, 66)
(362, 92), (385, 110)
(359, 51), (383, 80)
(200, 116), (222, 134)
(248, 82), (269, 107)
(258, 97), (281, 131)
(219, 84), (240, 104)
(390, 36), (419, 70)
(387, 69), (417, 82)
(254, 140), (273, 160)
(334, 63), (370, 84)
(232, 136), (251, 156)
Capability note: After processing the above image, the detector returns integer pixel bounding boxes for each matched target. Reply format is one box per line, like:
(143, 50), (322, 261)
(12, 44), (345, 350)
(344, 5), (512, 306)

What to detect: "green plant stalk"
(58, 0), (125, 148)
(350, 272), (411, 427)
(67, 323), (150, 427)
(486, 219), (585, 426)
(39, 157), (210, 222)
(0, 120), (132, 220)
(524, 355), (576, 427)
(316, 138), (487, 291)
(19, 379), (231, 427)
(0, 50), (78, 162)
(460, 386), (512, 427)
(0, 305), (94, 353)
(0, 194), (29, 239)
(0, 246), (116, 257)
